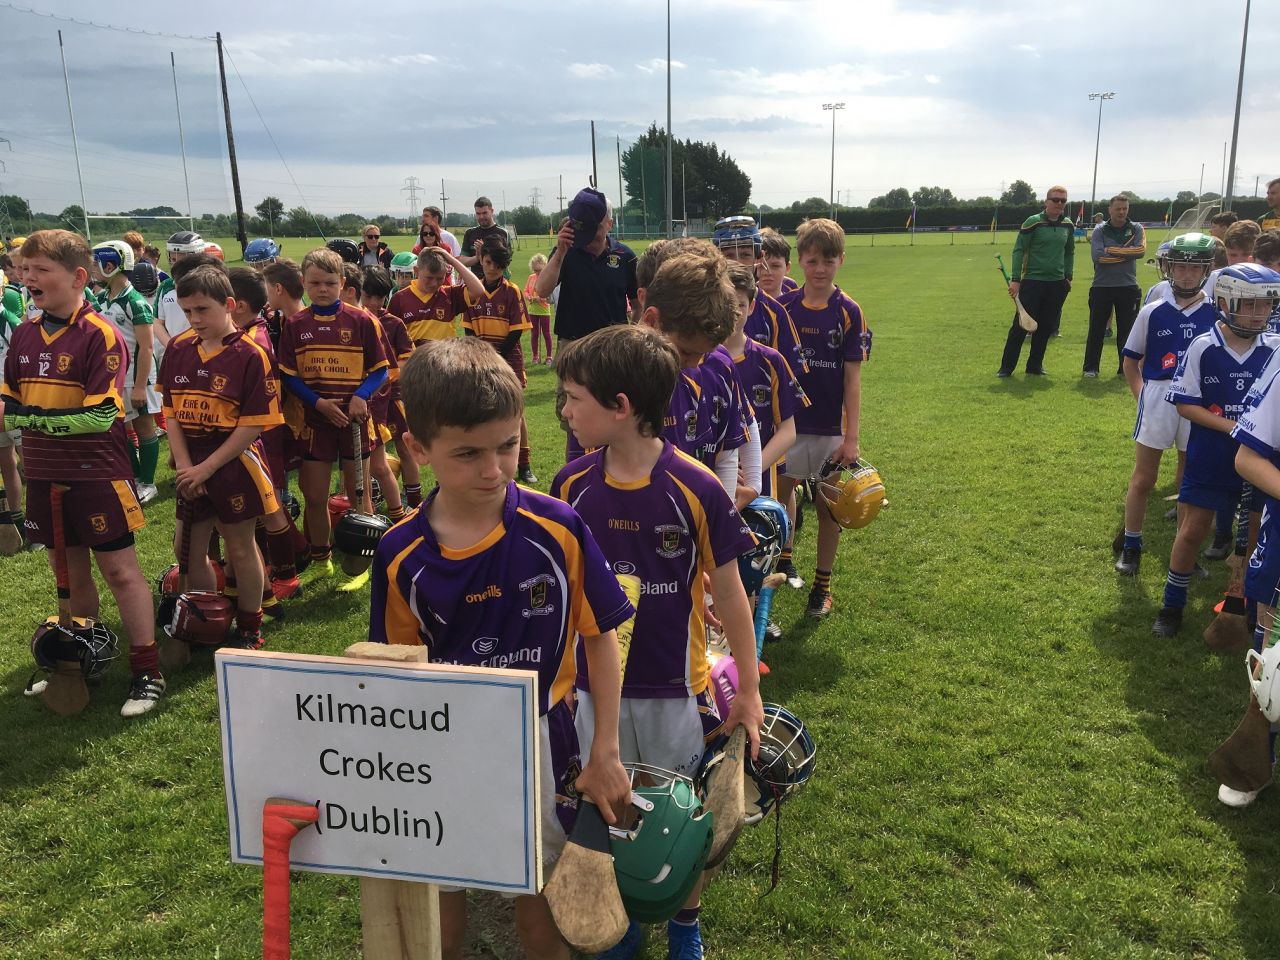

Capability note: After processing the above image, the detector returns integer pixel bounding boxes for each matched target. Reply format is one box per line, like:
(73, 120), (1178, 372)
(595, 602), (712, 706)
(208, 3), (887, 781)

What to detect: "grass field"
(6, 227), (1280, 960)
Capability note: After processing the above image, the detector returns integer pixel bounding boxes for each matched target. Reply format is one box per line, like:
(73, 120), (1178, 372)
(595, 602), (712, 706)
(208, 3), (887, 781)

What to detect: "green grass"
(3, 230), (1277, 959)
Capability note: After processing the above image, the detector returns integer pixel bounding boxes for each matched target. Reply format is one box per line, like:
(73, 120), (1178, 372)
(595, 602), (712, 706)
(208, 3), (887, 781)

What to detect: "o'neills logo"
(465, 584), (502, 603)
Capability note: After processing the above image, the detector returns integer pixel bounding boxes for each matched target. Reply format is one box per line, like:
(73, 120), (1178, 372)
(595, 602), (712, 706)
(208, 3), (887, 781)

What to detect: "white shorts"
(783, 433), (842, 480)
(437, 712), (567, 895)
(0, 427), (20, 449)
(123, 382), (163, 421)
(575, 690), (710, 778)
(1133, 379), (1189, 452)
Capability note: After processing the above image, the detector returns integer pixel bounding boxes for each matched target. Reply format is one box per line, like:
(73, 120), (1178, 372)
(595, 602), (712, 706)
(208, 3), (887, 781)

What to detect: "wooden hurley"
(42, 483), (89, 715)
(543, 800), (629, 954)
(1208, 692), (1275, 794)
(159, 499), (194, 672)
(702, 725), (747, 869)
(343, 641), (442, 960)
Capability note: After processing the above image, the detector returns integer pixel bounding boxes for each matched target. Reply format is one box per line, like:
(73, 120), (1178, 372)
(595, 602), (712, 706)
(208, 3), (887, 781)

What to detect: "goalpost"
(1171, 199), (1222, 231)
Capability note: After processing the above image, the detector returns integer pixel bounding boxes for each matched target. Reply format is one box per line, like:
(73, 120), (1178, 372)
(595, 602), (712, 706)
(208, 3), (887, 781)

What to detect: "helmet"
(284, 492), (301, 522)
(333, 507), (390, 572)
(1162, 232), (1216, 297)
(815, 459), (887, 530)
(156, 560), (227, 596)
(744, 704), (817, 826)
(245, 238), (281, 264)
(1150, 240), (1172, 272)
(31, 616), (119, 681)
(166, 230), (205, 255)
(610, 765), (714, 922)
(327, 238), (361, 264)
(328, 493), (351, 532)
(91, 240), (135, 279)
(707, 650), (739, 720)
(1248, 645), (1280, 723)
(10, 235), (28, 251)
(737, 497), (791, 596)
(130, 260), (160, 296)
(390, 250), (417, 277)
(1215, 264), (1280, 339)
(204, 242), (224, 261)
(166, 590), (235, 647)
(711, 215), (761, 257)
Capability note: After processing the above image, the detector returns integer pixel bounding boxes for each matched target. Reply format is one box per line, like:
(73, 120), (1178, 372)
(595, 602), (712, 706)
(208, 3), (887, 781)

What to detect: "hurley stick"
(1208, 692), (1275, 794)
(340, 420), (373, 577)
(543, 800), (629, 954)
(262, 797), (320, 960)
(0, 485), (22, 556)
(343, 640), (442, 959)
(702, 725), (747, 869)
(42, 483), (89, 715)
(159, 499), (194, 672)
(996, 255), (1037, 333)
(1205, 485), (1252, 653)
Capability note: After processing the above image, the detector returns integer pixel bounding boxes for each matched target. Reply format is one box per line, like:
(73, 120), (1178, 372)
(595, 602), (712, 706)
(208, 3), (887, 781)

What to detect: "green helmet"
(390, 251), (417, 276)
(609, 765), (714, 923)
(1162, 231), (1216, 297)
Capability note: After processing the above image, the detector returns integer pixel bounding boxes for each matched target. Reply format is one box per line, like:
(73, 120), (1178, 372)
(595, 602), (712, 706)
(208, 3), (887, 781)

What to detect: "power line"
(401, 176), (422, 217)
(0, 1), (215, 41)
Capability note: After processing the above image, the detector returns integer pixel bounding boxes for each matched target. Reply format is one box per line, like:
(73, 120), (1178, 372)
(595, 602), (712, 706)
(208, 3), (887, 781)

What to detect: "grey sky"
(2, 0), (1276, 219)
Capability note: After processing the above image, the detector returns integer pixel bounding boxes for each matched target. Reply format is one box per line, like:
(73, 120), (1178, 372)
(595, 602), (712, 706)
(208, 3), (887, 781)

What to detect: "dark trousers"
(1083, 285), (1141, 375)
(999, 278), (1070, 374)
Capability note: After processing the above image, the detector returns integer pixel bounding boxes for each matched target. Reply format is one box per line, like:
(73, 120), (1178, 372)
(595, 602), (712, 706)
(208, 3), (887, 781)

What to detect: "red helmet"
(328, 494), (351, 533)
(31, 616), (119, 681)
(157, 561), (226, 595)
(166, 591), (235, 647)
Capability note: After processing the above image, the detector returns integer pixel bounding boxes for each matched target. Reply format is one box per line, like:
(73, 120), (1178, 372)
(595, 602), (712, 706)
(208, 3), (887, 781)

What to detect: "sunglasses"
(365, 233), (380, 239)
(1047, 197), (1068, 204)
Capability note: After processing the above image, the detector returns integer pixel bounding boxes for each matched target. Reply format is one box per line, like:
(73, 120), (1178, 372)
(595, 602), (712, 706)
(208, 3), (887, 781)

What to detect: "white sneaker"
(1218, 782), (1262, 808)
(121, 671), (165, 717)
(23, 676), (48, 697)
(136, 483), (159, 505)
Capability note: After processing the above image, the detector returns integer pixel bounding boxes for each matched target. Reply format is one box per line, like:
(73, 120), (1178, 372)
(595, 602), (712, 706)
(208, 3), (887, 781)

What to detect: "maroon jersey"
(276, 302), (388, 430)
(373, 310), (413, 401)
(160, 328), (284, 459)
(388, 283), (467, 345)
(1, 301), (133, 481)
(462, 280), (531, 366)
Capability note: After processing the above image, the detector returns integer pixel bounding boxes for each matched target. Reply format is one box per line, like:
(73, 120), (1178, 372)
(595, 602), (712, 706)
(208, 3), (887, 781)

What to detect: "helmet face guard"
(712, 215), (762, 259)
(1161, 232), (1216, 298)
(816, 458), (887, 530)
(130, 260), (160, 296)
(327, 238), (361, 264)
(737, 496), (791, 595)
(166, 591), (235, 647)
(1215, 265), (1280, 339)
(744, 704), (816, 825)
(31, 616), (119, 681)
(245, 238), (281, 264)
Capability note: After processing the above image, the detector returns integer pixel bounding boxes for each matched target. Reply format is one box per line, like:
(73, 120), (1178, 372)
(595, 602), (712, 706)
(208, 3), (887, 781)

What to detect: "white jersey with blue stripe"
(1123, 294), (1218, 382)
(1167, 325), (1279, 486)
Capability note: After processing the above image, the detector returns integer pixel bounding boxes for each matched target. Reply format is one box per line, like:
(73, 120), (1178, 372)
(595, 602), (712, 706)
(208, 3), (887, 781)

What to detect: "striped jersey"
(276, 301), (388, 428)
(745, 289), (807, 375)
(97, 282), (155, 382)
(388, 282), (467, 345)
(663, 345), (749, 468)
(778, 285), (872, 436)
(462, 279), (531, 357)
(369, 482), (634, 716)
(732, 337), (808, 451)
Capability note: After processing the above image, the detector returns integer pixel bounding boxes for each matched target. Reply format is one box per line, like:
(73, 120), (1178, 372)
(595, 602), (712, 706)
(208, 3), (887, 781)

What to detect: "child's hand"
(575, 752), (631, 826)
(832, 437), (860, 466)
(315, 397), (348, 427)
(348, 395), (369, 422)
(725, 688), (764, 762)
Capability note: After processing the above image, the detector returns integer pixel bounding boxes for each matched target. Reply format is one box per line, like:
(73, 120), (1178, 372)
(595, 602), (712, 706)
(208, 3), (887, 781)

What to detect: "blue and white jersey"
(1167, 324), (1280, 485)
(1123, 295), (1218, 382)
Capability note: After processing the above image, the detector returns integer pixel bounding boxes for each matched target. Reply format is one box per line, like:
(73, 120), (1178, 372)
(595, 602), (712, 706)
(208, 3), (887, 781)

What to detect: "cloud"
(1013, 43), (1040, 57)
(924, 74), (942, 84)
(387, 53), (437, 67)
(567, 62), (614, 79)
(636, 58), (686, 75)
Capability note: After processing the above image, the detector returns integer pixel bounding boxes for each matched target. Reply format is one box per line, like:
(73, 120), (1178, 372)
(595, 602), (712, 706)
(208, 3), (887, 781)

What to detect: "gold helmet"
(816, 458), (887, 530)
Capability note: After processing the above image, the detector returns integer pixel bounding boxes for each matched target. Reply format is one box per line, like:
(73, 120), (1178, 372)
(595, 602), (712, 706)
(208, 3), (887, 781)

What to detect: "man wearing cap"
(460, 197), (509, 268)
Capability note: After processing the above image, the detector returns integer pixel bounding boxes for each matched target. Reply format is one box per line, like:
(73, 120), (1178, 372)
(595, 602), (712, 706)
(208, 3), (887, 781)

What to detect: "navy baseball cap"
(569, 188), (608, 248)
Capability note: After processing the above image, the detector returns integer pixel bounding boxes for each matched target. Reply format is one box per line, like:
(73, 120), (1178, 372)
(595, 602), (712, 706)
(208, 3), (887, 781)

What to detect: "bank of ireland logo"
(614, 560), (636, 576)
(519, 573), (557, 617)
(655, 523), (686, 559)
(472, 636), (499, 656)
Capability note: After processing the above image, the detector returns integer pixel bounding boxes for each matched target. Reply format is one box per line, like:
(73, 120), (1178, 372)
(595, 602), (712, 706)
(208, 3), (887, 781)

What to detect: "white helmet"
(91, 240), (135, 279)
(1247, 645), (1280, 722)
(166, 230), (205, 255)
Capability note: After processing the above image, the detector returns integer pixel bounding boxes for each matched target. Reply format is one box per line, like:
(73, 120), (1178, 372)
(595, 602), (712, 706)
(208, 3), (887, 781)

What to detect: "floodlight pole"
(57, 30), (91, 241)
(823, 103), (845, 219)
(171, 53), (195, 231)
(616, 135), (624, 238)
(665, 0), (673, 239)
(1224, 0), (1251, 211)
(1088, 92), (1114, 220)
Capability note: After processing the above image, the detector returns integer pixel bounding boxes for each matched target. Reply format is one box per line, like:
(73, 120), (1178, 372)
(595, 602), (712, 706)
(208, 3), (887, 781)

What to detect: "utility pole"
(557, 175), (566, 218)
(215, 33), (247, 256)
(402, 176), (423, 220)
(440, 179), (448, 219)
(1224, 0), (1251, 211)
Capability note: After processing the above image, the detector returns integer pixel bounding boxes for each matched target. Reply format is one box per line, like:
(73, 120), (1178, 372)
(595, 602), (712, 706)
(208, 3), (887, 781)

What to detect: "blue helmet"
(1214, 264), (1280, 338)
(737, 496), (791, 596)
(245, 238), (280, 264)
(712, 215), (761, 258)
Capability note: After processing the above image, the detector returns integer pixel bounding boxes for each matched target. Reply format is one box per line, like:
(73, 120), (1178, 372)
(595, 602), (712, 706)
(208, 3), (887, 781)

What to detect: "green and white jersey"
(99, 282), (156, 384)
(154, 275), (189, 341)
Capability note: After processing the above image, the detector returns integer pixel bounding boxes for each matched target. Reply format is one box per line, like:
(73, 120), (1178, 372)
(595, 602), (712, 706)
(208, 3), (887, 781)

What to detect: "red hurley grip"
(262, 802), (319, 960)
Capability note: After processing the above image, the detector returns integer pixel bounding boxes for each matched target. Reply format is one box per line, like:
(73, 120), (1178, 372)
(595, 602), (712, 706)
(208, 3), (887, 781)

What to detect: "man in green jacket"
(997, 186), (1074, 377)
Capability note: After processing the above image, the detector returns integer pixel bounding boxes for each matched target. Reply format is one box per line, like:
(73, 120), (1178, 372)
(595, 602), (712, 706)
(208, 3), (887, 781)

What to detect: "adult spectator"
(1083, 195), (1145, 378)
(460, 197), (508, 267)
(1209, 210), (1240, 240)
(422, 206), (461, 257)
(357, 224), (393, 269)
(1260, 178), (1280, 231)
(996, 185), (1074, 377)
(534, 187), (637, 345)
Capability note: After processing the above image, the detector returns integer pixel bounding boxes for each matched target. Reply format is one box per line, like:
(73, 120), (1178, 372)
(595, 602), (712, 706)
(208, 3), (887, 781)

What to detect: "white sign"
(216, 648), (542, 895)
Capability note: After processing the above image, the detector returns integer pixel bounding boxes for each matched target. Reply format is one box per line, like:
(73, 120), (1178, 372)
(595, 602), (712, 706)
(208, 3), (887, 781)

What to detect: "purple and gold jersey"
(744, 290), (807, 374)
(462, 280), (532, 359)
(277, 302), (388, 429)
(1122, 295), (1218, 382)
(2, 302), (133, 481)
(389, 282), (467, 345)
(160, 328), (283, 458)
(370, 482), (633, 716)
(779, 286), (872, 436)
(780, 276), (800, 294)
(733, 338), (808, 451)
(553, 441), (756, 700)
(663, 346), (748, 468)
(1166, 325), (1280, 486)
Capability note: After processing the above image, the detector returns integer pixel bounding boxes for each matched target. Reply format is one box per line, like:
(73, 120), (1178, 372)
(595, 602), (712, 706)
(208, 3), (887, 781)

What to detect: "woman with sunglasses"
(357, 224), (393, 270)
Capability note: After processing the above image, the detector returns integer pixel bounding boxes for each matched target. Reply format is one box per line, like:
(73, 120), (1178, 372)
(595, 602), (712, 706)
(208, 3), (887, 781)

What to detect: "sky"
(1, 0), (1277, 221)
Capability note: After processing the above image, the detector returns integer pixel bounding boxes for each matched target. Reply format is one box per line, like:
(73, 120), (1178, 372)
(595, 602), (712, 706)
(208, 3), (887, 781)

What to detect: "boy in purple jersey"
(3, 231), (163, 717)
(777, 219), (872, 618)
(1115, 234), (1218, 576)
(757, 228), (799, 299)
(1153, 269), (1280, 636)
(368, 337), (631, 960)
(553, 323), (763, 960)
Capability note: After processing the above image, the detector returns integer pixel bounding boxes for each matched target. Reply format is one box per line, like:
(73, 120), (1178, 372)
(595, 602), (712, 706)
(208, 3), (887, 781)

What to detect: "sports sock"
(1162, 568), (1192, 610)
(266, 529), (297, 580)
(779, 546), (793, 564)
(1123, 530), (1143, 551)
(1255, 622), (1268, 654)
(310, 545), (332, 563)
(138, 435), (161, 485)
(387, 505), (405, 522)
(672, 907), (700, 927)
(405, 484), (422, 508)
(1216, 507), (1233, 539)
(129, 643), (160, 677)
(127, 437), (142, 478)
(254, 521), (269, 555)
(813, 568), (832, 594)
(519, 446), (531, 468)
(237, 607), (264, 634)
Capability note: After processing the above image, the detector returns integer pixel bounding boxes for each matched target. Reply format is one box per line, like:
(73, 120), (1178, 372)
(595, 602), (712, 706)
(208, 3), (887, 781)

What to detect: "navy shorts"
(1247, 499), (1280, 605)
(1178, 472), (1243, 513)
